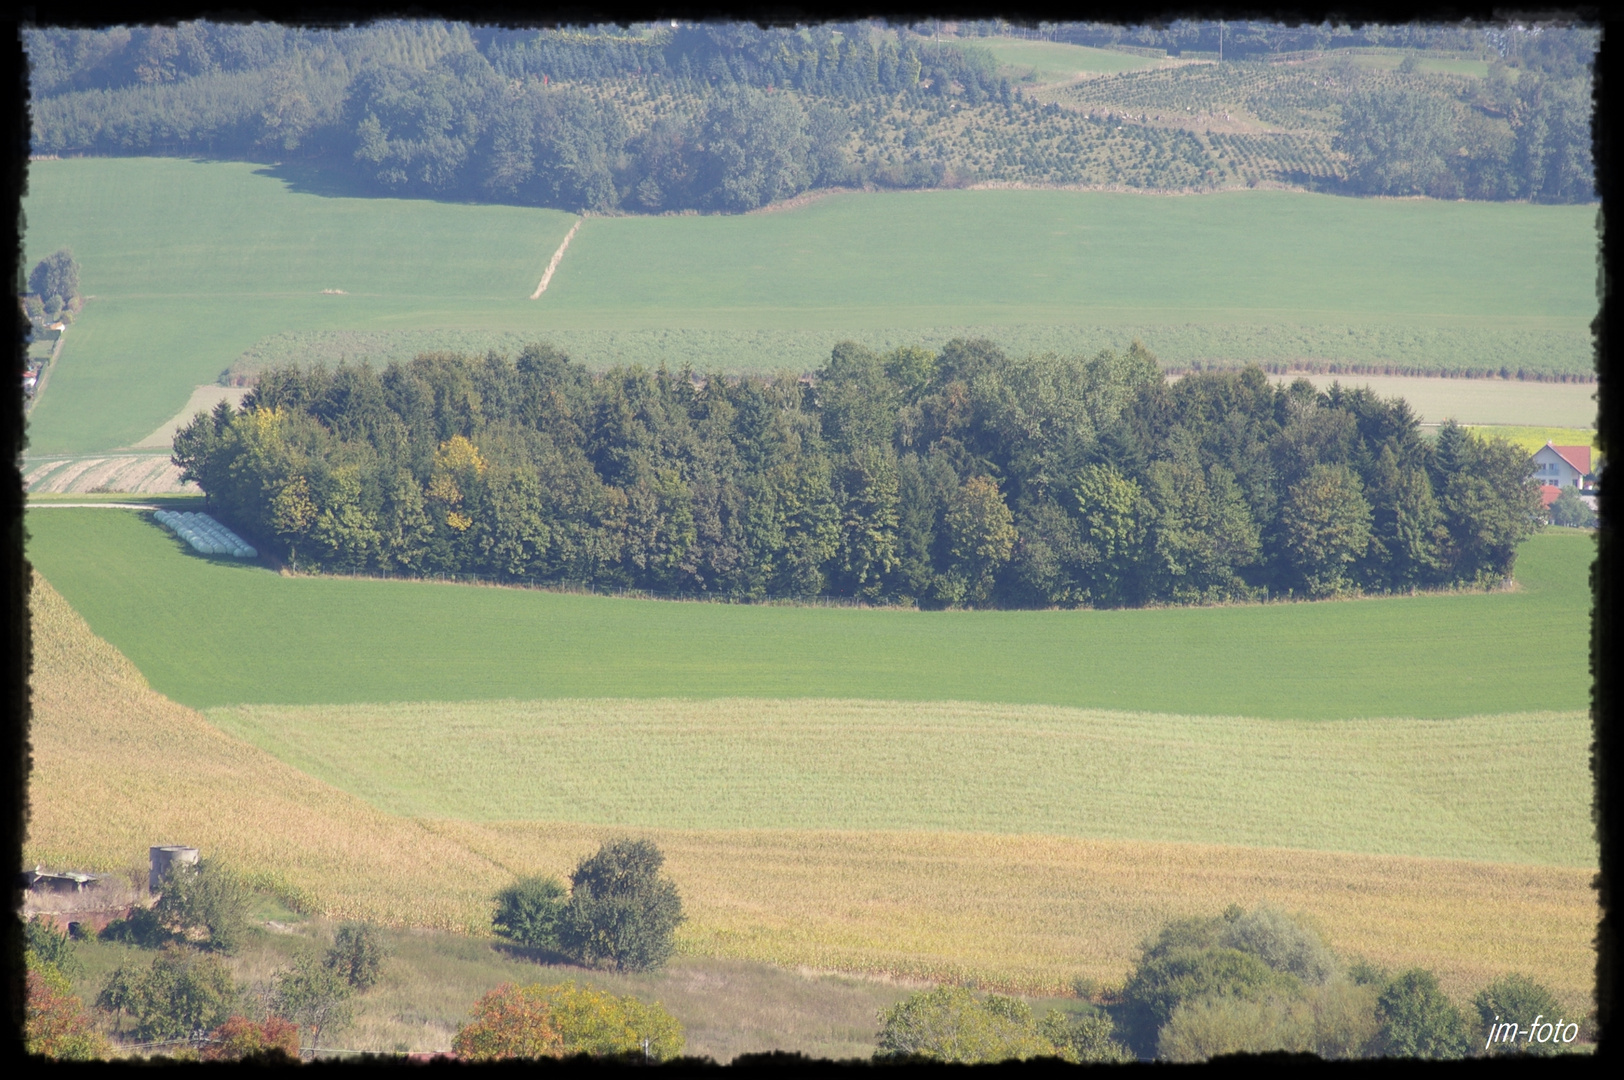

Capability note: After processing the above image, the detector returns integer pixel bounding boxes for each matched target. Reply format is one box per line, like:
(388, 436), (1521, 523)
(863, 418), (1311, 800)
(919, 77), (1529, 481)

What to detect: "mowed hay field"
(25, 574), (1598, 1006)
(208, 699), (1592, 867)
(26, 508), (1591, 717)
(22, 157), (1596, 455)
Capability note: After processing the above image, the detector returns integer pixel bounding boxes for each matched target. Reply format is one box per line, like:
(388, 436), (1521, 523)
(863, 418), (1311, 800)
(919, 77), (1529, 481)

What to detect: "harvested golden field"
(432, 822), (1598, 1009)
(28, 572), (1597, 1008)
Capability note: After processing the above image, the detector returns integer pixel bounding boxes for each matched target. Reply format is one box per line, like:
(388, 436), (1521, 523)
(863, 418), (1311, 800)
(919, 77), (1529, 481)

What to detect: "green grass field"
(25, 507), (1591, 717)
(208, 697), (1591, 866)
(22, 158), (1596, 455)
(973, 37), (1172, 81)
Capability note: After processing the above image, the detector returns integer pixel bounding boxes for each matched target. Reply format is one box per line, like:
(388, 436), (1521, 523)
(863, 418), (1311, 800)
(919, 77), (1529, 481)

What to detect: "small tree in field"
(28, 248), (81, 320)
(493, 875), (569, 950)
(324, 921), (389, 991)
(559, 839), (684, 973)
(155, 858), (249, 953)
(273, 953), (352, 1054)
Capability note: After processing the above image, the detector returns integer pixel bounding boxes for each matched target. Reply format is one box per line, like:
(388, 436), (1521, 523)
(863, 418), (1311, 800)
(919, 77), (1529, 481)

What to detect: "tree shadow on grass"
(490, 941), (583, 970)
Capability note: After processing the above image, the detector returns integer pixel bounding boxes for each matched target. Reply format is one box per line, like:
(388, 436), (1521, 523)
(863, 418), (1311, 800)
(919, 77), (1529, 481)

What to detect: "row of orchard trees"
(173, 340), (1540, 607)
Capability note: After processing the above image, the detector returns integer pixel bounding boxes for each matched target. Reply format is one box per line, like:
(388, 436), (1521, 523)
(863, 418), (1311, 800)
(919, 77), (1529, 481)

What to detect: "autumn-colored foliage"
(27, 965), (110, 1060)
(452, 983), (564, 1060)
(453, 981), (684, 1061)
(204, 1015), (302, 1061)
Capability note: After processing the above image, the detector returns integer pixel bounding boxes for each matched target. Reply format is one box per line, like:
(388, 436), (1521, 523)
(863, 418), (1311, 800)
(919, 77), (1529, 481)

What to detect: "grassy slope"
(27, 572), (1597, 1001)
(68, 927), (914, 1061)
(973, 38), (1171, 80)
(209, 698), (1592, 866)
(23, 158), (1595, 454)
(26, 508), (1591, 717)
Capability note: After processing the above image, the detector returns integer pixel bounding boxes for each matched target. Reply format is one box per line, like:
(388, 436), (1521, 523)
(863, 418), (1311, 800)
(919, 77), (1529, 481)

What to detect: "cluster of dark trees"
(1113, 905), (1576, 1060)
(1043, 18), (1595, 69)
(24, 247), (81, 324)
(28, 21), (1006, 212)
(30, 20), (1593, 210)
(1335, 63), (1592, 201)
(173, 339), (1540, 607)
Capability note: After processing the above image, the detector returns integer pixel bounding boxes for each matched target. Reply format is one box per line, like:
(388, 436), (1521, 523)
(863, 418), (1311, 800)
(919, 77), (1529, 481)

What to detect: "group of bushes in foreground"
(26, 860), (389, 1061)
(174, 340), (1541, 607)
(871, 904), (1588, 1063)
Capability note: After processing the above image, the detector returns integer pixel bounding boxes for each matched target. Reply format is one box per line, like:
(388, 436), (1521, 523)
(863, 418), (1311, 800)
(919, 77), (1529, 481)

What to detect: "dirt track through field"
(530, 218), (582, 298)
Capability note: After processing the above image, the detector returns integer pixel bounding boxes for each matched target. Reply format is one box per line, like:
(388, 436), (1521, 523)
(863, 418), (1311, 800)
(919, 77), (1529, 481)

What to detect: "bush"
(100, 905), (169, 949)
(27, 963), (110, 1060)
(1155, 979), (1378, 1062)
(204, 1015), (301, 1062)
(1157, 995), (1313, 1061)
(325, 921), (389, 991)
(1036, 1008), (1134, 1063)
(1474, 973), (1569, 1056)
(273, 952), (353, 1053)
(26, 916), (81, 977)
(493, 875), (569, 950)
(1373, 968), (1470, 1059)
(99, 945), (239, 1043)
(1217, 905), (1340, 985)
(1118, 942), (1297, 1057)
(453, 981), (685, 1061)
(1548, 487), (1596, 528)
(558, 839), (684, 973)
(154, 858), (250, 953)
(875, 986), (1062, 1063)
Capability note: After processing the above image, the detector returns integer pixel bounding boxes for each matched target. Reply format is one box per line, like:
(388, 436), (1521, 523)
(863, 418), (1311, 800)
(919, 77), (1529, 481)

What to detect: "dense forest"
(174, 341), (1540, 607)
(27, 19), (1594, 209)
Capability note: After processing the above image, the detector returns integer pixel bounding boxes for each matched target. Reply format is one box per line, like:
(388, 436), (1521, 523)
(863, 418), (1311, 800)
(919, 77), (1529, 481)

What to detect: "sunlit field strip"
(208, 698), (1593, 867)
(25, 509), (1593, 718)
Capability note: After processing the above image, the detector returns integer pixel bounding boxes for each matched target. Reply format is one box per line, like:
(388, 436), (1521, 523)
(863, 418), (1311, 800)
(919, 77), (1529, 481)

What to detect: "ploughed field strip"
(24, 509), (1592, 719)
(208, 699), (1592, 868)
(26, 574), (1597, 1006)
(21, 157), (1597, 456)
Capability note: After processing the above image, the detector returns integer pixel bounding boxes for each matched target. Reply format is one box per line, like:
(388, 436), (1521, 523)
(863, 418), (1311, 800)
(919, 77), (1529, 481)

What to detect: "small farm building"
(1531, 443), (1595, 492)
(23, 866), (109, 894)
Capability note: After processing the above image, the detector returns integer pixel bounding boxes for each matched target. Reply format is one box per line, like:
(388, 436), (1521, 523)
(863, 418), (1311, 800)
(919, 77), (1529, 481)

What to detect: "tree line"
(172, 340), (1541, 607)
(28, 21), (1005, 213)
(1334, 61), (1592, 201)
(28, 20), (1593, 210)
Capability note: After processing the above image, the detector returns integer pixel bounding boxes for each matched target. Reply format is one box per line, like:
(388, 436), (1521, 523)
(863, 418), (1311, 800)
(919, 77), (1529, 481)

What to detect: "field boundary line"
(530, 218), (583, 299)
(26, 501), (160, 510)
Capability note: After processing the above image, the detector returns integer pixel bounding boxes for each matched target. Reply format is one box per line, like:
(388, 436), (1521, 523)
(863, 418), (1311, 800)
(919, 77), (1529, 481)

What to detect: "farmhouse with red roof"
(1531, 443), (1595, 493)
